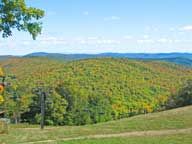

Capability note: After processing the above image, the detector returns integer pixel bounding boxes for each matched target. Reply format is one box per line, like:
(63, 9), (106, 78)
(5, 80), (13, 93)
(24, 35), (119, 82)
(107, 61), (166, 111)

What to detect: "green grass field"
(60, 133), (192, 144)
(0, 106), (192, 144)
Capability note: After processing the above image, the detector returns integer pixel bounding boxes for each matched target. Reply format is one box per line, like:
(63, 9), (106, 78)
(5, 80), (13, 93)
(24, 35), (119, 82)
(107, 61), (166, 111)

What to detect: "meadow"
(0, 106), (191, 144)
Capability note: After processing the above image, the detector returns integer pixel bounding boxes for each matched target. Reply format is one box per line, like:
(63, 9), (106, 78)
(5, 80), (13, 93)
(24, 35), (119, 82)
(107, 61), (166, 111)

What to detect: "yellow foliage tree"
(0, 67), (4, 76)
(0, 95), (4, 103)
(143, 103), (153, 113)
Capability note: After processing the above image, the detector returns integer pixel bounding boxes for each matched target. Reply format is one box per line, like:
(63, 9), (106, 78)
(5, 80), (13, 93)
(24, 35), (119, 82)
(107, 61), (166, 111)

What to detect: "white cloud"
(111, 16), (120, 20)
(143, 35), (150, 39)
(21, 41), (31, 46)
(144, 26), (159, 32)
(157, 38), (169, 43)
(169, 27), (176, 31)
(137, 37), (183, 44)
(79, 40), (87, 44)
(83, 11), (89, 16)
(76, 37), (120, 45)
(37, 35), (68, 45)
(96, 39), (120, 45)
(180, 25), (192, 31)
(157, 38), (176, 43)
(173, 39), (181, 43)
(123, 35), (133, 40)
(104, 16), (120, 21)
(87, 37), (98, 40)
(137, 39), (154, 44)
(39, 36), (57, 41)
(0, 39), (6, 47)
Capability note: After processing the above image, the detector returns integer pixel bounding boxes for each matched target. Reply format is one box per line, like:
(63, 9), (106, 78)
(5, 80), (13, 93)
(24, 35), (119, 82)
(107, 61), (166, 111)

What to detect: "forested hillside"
(0, 58), (192, 125)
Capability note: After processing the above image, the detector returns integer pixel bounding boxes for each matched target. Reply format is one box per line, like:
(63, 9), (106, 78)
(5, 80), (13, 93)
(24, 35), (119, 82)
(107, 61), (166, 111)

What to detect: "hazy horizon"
(1, 51), (192, 57)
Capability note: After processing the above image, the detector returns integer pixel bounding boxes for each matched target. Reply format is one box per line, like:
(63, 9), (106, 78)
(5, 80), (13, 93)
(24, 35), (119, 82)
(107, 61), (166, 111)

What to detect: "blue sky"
(1, 0), (192, 55)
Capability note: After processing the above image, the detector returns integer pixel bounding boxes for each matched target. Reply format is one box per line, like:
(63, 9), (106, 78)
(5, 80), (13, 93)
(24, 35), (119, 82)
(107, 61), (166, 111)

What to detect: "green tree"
(3, 86), (30, 124)
(166, 80), (192, 109)
(21, 90), (67, 125)
(0, 0), (44, 39)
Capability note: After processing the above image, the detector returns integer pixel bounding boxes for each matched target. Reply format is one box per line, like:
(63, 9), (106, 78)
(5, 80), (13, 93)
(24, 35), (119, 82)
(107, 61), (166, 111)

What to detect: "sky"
(1, 0), (192, 55)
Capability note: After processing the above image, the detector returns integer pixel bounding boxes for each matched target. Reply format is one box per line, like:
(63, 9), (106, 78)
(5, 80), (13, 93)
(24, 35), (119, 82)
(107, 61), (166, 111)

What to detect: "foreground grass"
(0, 106), (192, 144)
(61, 133), (192, 144)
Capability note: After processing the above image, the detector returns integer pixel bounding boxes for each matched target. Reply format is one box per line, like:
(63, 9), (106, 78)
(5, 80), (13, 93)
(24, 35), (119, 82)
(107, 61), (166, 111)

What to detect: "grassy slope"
(62, 133), (192, 144)
(0, 106), (192, 144)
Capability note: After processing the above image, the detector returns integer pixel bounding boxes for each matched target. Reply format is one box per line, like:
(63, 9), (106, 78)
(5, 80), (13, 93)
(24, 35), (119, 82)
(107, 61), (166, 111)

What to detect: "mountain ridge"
(25, 52), (192, 59)
(1, 52), (192, 66)
(25, 52), (192, 66)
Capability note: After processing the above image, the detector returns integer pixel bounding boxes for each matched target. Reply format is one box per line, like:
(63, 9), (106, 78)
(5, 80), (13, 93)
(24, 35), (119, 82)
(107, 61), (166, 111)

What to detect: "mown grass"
(60, 133), (192, 144)
(0, 106), (192, 144)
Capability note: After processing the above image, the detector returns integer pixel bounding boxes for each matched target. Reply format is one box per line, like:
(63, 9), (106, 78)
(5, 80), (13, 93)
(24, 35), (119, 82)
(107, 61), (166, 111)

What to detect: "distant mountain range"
(25, 52), (192, 66)
(25, 52), (192, 59)
(0, 52), (192, 66)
